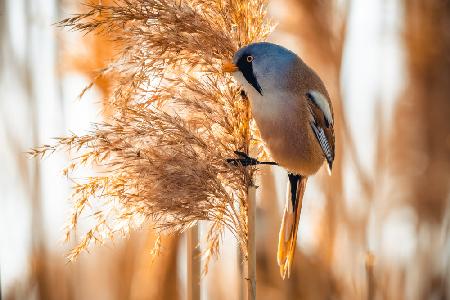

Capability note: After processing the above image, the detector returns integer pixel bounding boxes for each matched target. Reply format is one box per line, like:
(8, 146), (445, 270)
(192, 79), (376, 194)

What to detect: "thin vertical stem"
(187, 225), (201, 300)
(246, 185), (256, 300)
(238, 247), (244, 300)
(365, 252), (375, 300)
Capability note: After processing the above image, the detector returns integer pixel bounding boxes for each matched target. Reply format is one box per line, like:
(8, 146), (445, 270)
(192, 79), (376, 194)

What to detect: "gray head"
(224, 42), (301, 96)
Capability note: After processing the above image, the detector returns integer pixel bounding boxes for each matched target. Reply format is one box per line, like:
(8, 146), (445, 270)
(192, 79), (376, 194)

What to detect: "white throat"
(232, 71), (296, 121)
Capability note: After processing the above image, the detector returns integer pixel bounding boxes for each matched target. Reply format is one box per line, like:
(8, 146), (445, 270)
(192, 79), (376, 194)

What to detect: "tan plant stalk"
(187, 226), (201, 300)
(31, 0), (273, 269)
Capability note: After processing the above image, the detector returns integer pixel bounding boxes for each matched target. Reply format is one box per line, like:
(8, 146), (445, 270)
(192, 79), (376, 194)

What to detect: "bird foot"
(227, 151), (278, 167)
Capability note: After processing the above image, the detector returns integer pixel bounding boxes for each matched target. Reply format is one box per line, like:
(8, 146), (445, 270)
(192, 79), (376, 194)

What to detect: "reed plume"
(31, 0), (273, 264)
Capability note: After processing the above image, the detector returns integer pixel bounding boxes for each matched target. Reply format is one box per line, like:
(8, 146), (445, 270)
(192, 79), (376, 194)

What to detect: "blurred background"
(1, 0), (449, 299)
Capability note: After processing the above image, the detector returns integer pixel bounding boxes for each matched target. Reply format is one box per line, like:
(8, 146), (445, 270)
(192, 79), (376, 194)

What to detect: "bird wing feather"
(306, 91), (335, 172)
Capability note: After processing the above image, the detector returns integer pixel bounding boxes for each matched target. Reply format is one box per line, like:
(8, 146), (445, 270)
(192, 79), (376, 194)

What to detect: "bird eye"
(246, 55), (254, 63)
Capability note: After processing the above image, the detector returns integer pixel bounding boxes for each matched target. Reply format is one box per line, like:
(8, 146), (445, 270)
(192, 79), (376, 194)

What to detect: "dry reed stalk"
(31, 0), (273, 273)
(238, 240), (245, 300)
(246, 185), (257, 300)
(365, 252), (375, 300)
(187, 225), (200, 300)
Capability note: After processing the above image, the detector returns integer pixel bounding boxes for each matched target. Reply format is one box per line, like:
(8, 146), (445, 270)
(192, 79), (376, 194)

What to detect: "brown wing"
(306, 91), (335, 172)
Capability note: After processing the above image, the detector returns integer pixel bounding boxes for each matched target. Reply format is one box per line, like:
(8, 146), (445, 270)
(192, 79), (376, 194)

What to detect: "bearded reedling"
(224, 42), (335, 279)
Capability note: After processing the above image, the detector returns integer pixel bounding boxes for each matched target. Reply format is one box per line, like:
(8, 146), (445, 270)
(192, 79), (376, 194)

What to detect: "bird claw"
(226, 151), (278, 167)
(226, 151), (259, 167)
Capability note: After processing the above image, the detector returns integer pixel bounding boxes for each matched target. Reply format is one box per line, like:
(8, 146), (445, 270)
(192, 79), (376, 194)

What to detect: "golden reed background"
(2, 0), (450, 299)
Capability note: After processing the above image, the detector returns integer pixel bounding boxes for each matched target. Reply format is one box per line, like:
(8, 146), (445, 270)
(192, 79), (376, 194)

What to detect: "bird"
(222, 42), (335, 279)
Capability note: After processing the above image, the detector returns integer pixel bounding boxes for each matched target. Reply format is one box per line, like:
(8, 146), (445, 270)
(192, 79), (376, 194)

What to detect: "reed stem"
(187, 225), (201, 300)
(246, 185), (257, 300)
(238, 246), (244, 300)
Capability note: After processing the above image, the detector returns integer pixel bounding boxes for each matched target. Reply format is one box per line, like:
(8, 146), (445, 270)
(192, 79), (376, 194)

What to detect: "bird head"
(222, 42), (299, 97)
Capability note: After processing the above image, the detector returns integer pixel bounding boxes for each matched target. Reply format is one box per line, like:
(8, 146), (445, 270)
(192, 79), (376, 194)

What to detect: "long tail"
(277, 173), (307, 279)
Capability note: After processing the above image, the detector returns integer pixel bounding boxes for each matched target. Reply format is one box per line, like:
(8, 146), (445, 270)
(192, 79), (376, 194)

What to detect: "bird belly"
(262, 127), (324, 176)
(250, 95), (324, 176)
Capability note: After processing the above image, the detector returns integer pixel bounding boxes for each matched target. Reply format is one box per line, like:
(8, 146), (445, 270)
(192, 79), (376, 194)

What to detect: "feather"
(306, 90), (335, 172)
(277, 174), (307, 279)
(311, 122), (334, 171)
(306, 90), (333, 126)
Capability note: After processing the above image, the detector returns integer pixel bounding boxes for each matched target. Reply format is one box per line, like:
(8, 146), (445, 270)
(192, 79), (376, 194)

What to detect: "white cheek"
(232, 72), (248, 89)
(231, 72), (277, 121)
(232, 72), (260, 99)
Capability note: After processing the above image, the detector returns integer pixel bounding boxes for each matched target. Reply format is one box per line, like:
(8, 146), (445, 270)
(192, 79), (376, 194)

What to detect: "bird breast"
(249, 91), (325, 176)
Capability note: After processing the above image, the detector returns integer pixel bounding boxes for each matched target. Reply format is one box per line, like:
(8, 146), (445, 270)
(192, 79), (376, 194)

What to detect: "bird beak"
(222, 61), (238, 73)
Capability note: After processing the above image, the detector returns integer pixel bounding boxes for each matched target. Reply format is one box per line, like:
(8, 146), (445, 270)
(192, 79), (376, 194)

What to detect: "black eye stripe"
(236, 53), (262, 95)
